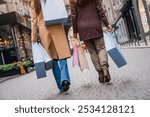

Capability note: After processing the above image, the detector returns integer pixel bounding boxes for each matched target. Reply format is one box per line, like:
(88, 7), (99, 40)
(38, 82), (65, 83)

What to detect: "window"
(0, 25), (14, 49)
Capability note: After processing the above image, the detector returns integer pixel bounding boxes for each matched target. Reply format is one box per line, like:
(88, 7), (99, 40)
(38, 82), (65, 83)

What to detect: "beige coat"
(30, 0), (71, 59)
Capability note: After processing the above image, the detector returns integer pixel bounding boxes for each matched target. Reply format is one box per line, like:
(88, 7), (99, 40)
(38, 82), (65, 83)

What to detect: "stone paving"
(0, 48), (150, 100)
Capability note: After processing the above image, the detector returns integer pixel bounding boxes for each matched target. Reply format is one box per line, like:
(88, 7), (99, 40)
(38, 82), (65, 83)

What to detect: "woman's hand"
(107, 25), (112, 32)
(73, 33), (77, 39)
(73, 33), (80, 45)
(32, 39), (37, 43)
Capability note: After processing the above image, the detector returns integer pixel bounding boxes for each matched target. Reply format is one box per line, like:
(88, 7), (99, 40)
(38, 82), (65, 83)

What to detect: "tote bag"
(78, 46), (90, 71)
(40, 0), (68, 26)
(38, 43), (53, 70)
(32, 43), (46, 79)
(72, 44), (79, 67)
(104, 32), (127, 68)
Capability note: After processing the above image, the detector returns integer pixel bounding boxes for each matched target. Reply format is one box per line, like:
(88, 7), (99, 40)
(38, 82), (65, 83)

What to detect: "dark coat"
(70, 0), (109, 41)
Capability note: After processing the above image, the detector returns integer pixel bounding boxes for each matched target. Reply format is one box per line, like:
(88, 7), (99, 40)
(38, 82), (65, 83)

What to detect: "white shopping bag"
(104, 32), (127, 68)
(32, 43), (46, 79)
(40, 0), (68, 26)
(38, 43), (53, 70)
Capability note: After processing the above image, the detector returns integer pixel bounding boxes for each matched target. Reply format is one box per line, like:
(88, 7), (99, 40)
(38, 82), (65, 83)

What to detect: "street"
(0, 48), (150, 100)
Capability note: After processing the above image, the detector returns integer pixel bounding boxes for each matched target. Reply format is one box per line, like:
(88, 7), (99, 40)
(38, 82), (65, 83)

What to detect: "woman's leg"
(84, 39), (104, 83)
(59, 59), (70, 82)
(93, 38), (111, 83)
(52, 59), (62, 91)
(59, 59), (70, 91)
(84, 40), (102, 71)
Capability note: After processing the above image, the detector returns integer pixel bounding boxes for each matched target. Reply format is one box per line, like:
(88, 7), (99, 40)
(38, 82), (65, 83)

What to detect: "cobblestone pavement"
(0, 48), (150, 100)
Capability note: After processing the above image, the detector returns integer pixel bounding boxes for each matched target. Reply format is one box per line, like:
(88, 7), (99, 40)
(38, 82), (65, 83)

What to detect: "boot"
(62, 80), (70, 92)
(97, 70), (105, 83)
(103, 68), (111, 83)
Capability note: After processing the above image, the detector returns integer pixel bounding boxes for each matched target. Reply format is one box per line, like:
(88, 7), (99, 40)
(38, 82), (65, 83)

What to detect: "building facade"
(0, 0), (31, 65)
(103, 0), (150, 45)
(0, 0), (72, 65)
(102, 0), (129, 44)
(0, 0), (31, 16)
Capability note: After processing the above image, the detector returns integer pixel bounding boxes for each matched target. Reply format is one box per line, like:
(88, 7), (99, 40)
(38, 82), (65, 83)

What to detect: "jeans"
(52, 59), (70, 91)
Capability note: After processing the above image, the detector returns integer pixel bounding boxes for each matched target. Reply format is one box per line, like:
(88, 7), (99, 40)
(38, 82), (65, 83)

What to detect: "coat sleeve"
(96, 0), (109, 27)
(30, 1), (38, 42)
(70, 0), (78, 34)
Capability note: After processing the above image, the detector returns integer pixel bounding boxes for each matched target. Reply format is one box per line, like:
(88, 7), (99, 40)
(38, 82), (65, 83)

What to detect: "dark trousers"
(84, 38), (108, 71)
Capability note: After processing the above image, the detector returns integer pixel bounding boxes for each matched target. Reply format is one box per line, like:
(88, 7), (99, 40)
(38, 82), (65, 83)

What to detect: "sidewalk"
(120, 39), (150, 49)
(0, 75), (20, 83)
(0, 48), (150, 100)
(0, 67), (34, 83)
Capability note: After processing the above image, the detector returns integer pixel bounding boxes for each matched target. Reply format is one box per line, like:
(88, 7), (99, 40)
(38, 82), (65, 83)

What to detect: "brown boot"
(103, 68), (111, 83)
(97, 70), (105, 83)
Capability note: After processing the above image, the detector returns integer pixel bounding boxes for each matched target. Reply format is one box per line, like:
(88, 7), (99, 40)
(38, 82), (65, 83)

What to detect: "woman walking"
(30, 0), (71, 92)
(70, 0), (112, 83)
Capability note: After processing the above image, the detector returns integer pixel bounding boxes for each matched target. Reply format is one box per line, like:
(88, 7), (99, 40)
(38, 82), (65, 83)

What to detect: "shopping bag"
(39, 43), (53, 71)
(32, 43), (46, 79)
(78, 46), (89, 71)
(104, 32), (127, 68)
(40, 0), (68, 26)
(72, 44), (79, 67)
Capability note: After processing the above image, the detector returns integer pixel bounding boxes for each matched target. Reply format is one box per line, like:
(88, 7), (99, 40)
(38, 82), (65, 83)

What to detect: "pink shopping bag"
(72, 44), (79, 67)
